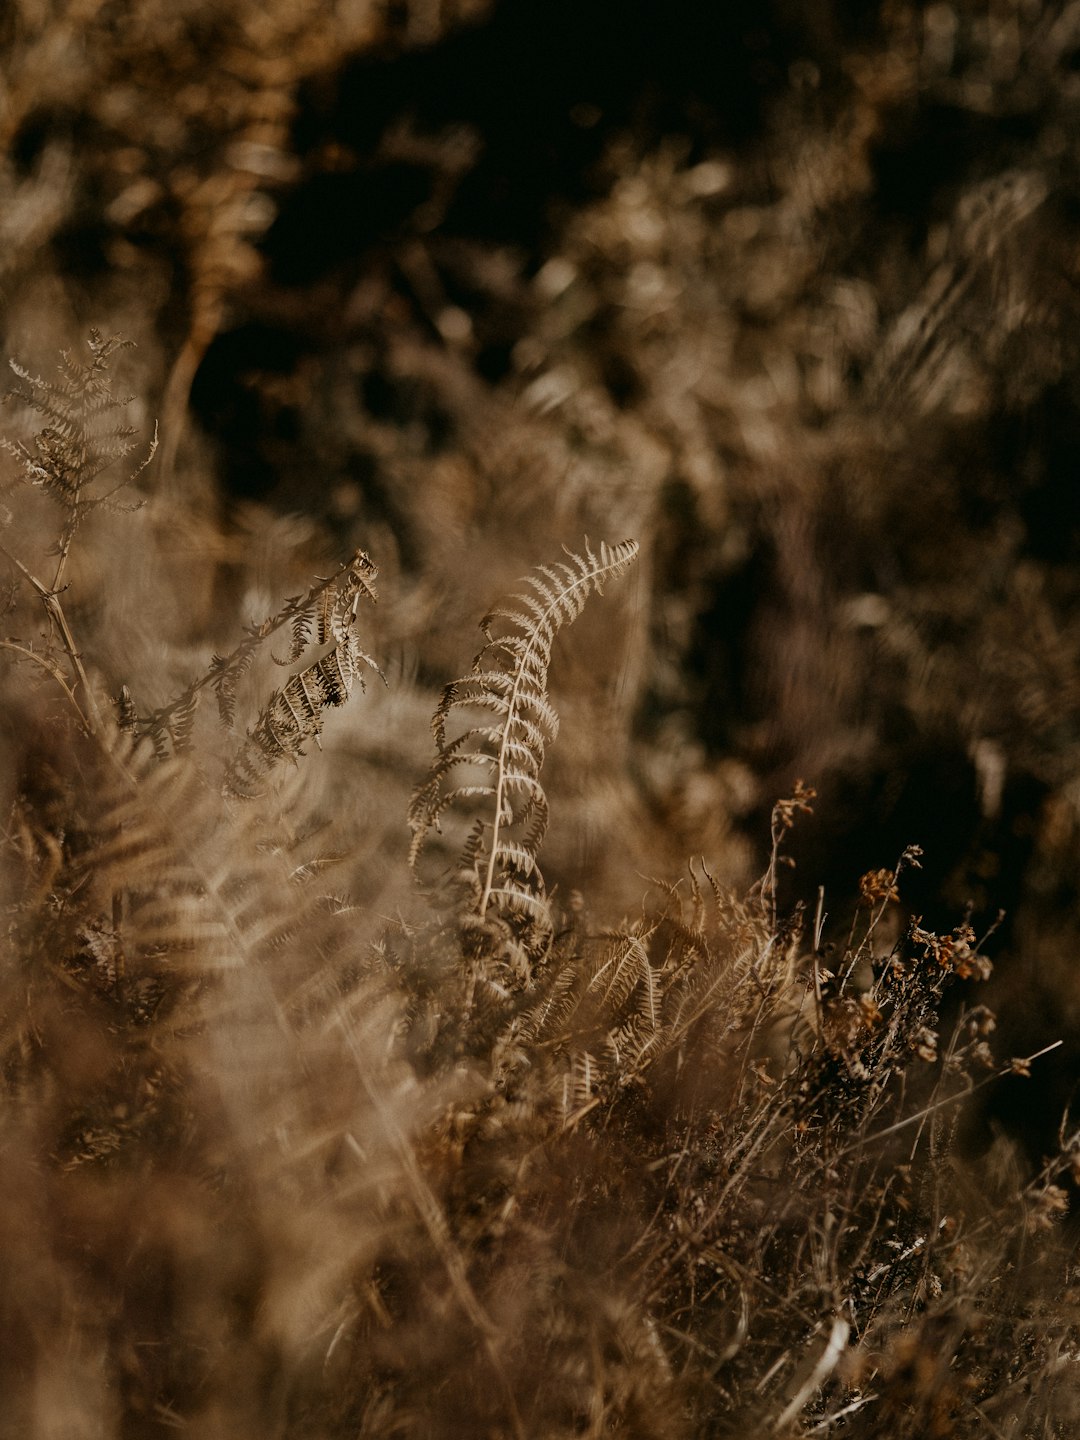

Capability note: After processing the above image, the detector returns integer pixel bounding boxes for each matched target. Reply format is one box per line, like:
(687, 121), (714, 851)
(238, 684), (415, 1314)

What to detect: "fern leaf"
(564, 1050), (596, 1113)
(519, 963), (579, 1042)
(409, 538), (638, 955)
(492, 840), (541, 879)
(486, 882), (553, 930)
(586, 937), (650, 1015)
(316, 585), (336, 645)
(459, 819), (489, 874)
(167, 688), (200, 755)
(210, 647), (254, 728)
(148, 550), (379, 742)
(223, 625), (381, 799)
(273, 603), (312, 666)
(637, 950), (661, 1035)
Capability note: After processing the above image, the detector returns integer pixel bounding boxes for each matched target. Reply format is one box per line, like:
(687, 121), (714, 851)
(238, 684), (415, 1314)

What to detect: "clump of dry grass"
(1, 335), (1078, 1438)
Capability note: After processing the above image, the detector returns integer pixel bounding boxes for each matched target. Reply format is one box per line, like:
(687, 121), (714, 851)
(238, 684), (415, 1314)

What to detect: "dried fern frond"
(1, 329), (156, 589)
(143, 548), (379, 764)
(224, 625), (383, 798)
(408, 538), (639, 944)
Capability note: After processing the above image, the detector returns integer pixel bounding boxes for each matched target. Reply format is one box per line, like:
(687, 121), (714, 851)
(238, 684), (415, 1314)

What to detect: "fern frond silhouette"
(141, 550), (381, 785)
(225, 615), (383, 797)
(408, 538), (638, 941)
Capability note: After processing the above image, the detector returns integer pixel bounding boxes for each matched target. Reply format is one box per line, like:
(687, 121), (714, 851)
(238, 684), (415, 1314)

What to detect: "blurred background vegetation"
(3, 0), (1080, 1157)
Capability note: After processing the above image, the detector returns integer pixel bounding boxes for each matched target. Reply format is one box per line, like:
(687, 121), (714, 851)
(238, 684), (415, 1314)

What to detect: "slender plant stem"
(0, 539), (104, 734)
(0, 640), (91, 732)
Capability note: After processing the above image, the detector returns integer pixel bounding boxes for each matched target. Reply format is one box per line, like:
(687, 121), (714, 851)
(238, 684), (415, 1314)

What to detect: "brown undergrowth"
(1, 336), (1078, 1438)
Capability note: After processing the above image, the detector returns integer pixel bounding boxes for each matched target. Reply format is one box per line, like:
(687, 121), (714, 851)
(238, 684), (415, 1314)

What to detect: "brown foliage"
(5, 4), (1080, 1434)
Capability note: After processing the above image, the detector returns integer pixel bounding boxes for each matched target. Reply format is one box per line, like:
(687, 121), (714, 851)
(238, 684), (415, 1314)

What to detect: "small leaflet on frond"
(433, 683), (458, 749)
(587, 938), (648, 1015)
(463, 668), (516, 696)
(116, 685), (138, 735)
(148, 724), (172, 764)
(316, 585), (337, 645)
(620, 1022), (666, 1074)
(518, 645), (551, 681)
(343, 632), (384, 682)
(344, 550), (379, 606)
(84, 388), (133, 415)
(459, 819), (488, 874)
(406, 777), (441, 826)
(310, 646), (353, 707)
(523, 801), (551, 856)
(87, 330), (132, 364)
(210, 647), (254, 728)
(507, 712), (555, 754)
(407, 783), (500, 867)
(493, 839), (541, 878)
(502, 737), (543, 772)
(567, 1050), (597, 1112)
(477, 630), (531, 664)
(436, 782), (499, 809)
(428, 749), (500, 781)
(168, 689), (200, 755)
(274, 605), (312, 665)
(500, 767), (546, 803)
(7, 359), (37, 385)
(438, 724), (505, 758)
(514, 687), (560, 737)
(531, 564), (588, 627)
(487, 882), (553, 934)
(637, 951), (661, 1034)
(520, 963), (579, 1042)
(58, 348), (87, 388)
(528, 562), (573, 598)
(444, 690), (512, 722)
(496, 595), (557, 644)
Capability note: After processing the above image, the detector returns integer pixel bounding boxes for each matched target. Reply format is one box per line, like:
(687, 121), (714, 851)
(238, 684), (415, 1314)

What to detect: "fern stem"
(50, 501), (79, 594)
(0, 539), (104, 734)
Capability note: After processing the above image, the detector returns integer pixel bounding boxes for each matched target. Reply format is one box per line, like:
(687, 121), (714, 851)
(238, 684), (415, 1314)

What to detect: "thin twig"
(0, 640), (92, 733)
(0, 539), (104, 733)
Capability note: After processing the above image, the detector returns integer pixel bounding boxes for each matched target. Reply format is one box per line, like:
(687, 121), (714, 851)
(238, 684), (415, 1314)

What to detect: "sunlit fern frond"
(408, 538), (639, 950)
